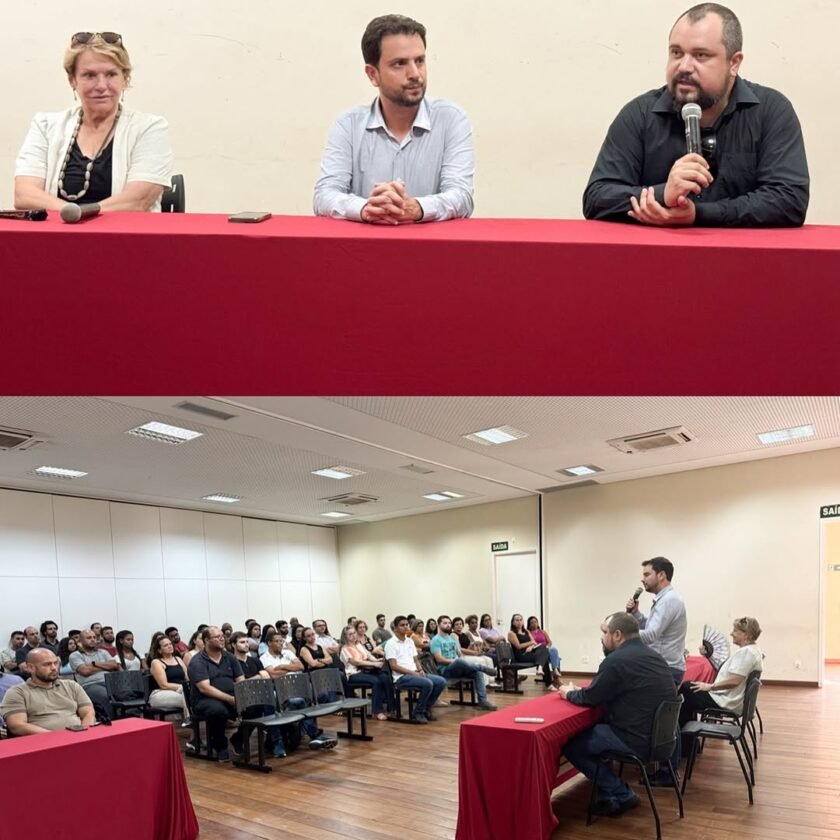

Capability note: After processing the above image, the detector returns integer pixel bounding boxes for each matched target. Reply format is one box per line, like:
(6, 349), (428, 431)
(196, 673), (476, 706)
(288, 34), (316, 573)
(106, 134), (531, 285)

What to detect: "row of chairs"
(186, 669), (371, 773)
(585, 671), (762, 840)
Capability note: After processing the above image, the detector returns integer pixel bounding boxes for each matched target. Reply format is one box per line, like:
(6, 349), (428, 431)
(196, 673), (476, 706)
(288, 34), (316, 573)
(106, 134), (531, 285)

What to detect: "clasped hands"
(361, 180), (423, 225)
(628, 153), (713, 226)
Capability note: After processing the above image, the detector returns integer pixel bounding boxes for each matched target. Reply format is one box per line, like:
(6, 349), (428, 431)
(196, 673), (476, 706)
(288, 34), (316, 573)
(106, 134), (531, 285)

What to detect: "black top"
(238, 655), (262, 679)
(187, 649), (243, 704)
(565, 637), (677, 758)
(163, 660), (186, 685)
(583, 77), (809, 227)
(60, 139), (114, 204)
(458, 632), (472, 650)
(302, 644), (326, 671)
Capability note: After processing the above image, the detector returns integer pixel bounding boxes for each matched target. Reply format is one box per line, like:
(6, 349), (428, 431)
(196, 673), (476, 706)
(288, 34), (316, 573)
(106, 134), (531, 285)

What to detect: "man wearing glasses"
(583, 3), (808, 226)
(187, 626), (245, 762)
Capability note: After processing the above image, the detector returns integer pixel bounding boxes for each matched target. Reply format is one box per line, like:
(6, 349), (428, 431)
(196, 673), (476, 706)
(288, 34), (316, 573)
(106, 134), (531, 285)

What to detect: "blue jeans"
(547, 646), (562, 671)
(286, 696), (320, 739)
(349, 671), (395, 713)
(395, 673), (446, 715)
(439, 659), (487, 702)
(563, 724), (639, 801)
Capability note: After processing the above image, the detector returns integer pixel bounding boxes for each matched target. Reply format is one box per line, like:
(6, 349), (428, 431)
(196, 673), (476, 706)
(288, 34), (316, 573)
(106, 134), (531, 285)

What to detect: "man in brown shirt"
(0, 649), (94, 735)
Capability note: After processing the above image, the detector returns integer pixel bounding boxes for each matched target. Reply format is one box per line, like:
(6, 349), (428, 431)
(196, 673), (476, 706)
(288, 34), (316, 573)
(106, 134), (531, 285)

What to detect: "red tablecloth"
(0, 718), (198, 840)
(683, 654), (717, 684)
(2, 213), (840, 393)
(456, 692), (602, 840)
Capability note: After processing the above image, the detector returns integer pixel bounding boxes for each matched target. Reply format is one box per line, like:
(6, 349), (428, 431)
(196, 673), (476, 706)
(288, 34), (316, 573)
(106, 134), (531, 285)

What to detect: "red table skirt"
(0, 718), (198, 840)
(457, 692), (601, 840)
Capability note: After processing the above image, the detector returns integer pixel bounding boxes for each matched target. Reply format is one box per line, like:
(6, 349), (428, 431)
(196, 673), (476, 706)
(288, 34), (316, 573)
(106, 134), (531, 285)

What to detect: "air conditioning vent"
(323, 493), (380, 506)
(607, 426), (695, 454)
(0, 426), (45, 451)
(400, 463), (435, 475)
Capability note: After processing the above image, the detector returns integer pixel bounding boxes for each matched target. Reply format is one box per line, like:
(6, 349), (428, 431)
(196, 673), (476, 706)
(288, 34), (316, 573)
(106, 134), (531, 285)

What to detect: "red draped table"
(0, 718), (198, 840)
(456, 693), (602, 840)
(683, 654), (717, 684)
(1, 214), (840, 393)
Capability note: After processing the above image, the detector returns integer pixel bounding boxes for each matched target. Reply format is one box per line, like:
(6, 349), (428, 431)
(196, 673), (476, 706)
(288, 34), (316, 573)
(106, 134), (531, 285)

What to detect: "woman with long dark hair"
(114, 629), (147, 672)
(57, 636), (77, 675)
(508, 613), (555, 689)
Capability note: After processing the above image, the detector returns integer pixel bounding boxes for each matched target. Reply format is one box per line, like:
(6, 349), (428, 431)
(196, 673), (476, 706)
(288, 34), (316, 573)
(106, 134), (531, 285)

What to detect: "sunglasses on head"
(71, 32), (123, 47)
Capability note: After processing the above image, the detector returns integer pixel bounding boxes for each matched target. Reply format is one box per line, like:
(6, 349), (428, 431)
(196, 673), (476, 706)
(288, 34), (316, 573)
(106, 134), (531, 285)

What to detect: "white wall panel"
(311, 581), (342, 632)
(308, 526), (338, 582)
(209, 578), (248, 627)
(53, 496), (114, 578)
(278, 522), (309, 581)
(0, 489), (57, 577)
(246, 580), (283, 625)
(164, 578), (210, 635)
(60, 577), (118, 632)
(0, 576), (61, 632)
(115, 578), (167, 654)
(160, 508), (206, 579)
(280, 581), (312, 625)
(204, 513), (245, 580)
(110, 502), (163, 578)
(243, 519), (279, 581)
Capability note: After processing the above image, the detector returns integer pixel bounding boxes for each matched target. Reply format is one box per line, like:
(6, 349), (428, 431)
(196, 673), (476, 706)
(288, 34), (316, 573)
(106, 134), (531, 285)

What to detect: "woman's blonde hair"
(733, 616), (762, 642)
(63, 38), (132, 86)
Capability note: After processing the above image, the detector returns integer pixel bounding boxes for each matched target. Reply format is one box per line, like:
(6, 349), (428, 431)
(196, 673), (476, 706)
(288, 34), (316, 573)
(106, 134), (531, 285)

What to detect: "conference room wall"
(543, 446), (839, 684)
(0, 488), (341, 651)
(0, 1), (835, 222)
(337, 496), (539, 627)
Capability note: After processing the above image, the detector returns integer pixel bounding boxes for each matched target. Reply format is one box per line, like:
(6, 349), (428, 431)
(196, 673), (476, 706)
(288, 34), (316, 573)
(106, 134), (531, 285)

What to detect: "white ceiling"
(0, 396), (837, 526)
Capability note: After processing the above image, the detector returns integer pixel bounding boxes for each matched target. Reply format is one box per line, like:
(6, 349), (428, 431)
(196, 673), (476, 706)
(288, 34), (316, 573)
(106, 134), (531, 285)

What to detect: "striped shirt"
(313, 96), (474, 222)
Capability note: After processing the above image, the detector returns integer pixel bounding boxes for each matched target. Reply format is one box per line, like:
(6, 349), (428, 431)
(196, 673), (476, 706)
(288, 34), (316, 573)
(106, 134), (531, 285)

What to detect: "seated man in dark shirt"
(559, 612), (677, 817)
(583, 3), (808, 227)
(187, 625), (245, 762)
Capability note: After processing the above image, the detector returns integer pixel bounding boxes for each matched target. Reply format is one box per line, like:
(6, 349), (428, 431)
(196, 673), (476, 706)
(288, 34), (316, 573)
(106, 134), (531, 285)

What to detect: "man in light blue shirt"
(313, 14), (474, 224)
(626, 555), (688, 785)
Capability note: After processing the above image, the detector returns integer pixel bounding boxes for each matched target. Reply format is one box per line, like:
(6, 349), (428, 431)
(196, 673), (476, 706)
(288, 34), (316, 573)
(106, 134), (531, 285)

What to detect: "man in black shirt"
(559, 613), (676, 817)
(583, 3), (808, 227)
(187, 625), (245, 762)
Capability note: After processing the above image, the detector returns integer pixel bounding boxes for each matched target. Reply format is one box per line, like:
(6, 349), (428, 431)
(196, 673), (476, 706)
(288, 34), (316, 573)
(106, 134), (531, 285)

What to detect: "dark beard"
(601, 644), (612, 657)
(670, 74), (724, 112)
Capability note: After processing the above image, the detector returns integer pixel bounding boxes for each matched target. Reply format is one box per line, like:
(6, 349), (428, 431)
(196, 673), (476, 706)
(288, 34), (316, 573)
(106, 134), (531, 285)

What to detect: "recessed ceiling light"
(32, 466), (88, 479)
(202, 494), (241, 504)
(321, 511), (351, 519)
(424, 492), (464, 502)
(126, 421), (203, 445)
(558, 465), (604, 477)
(757, 424), (814, 445)
(440, 490), (465, 498)
(311, 466), (366, 480)
(462, 425), (528, 445)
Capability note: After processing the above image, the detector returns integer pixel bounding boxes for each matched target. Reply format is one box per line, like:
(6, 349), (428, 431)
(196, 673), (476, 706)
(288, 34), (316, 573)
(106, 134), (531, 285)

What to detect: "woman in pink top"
(527, 616), (562, 676)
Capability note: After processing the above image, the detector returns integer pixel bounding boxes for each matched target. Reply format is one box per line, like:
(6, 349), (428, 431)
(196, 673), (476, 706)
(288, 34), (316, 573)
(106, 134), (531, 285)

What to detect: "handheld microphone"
(632, 586), (643, 602)
(681, 103), (702, 155)
(60, 202), (101, 224)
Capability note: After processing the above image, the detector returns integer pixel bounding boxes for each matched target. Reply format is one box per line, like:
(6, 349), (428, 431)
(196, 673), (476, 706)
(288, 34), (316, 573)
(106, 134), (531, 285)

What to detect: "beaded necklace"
(57, 105), (122, 201)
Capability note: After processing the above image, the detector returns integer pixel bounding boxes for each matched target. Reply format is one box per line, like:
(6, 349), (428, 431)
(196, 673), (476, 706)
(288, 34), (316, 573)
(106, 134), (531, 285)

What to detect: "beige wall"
(1, 1), (836, 222)
(337, 496), (539, 625)
(823, 517), (840, 659)
(544, 448), (839, 684)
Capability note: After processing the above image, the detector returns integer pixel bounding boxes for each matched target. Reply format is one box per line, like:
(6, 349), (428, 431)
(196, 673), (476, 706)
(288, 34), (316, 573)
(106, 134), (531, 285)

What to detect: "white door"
(494, 550), (540, 632)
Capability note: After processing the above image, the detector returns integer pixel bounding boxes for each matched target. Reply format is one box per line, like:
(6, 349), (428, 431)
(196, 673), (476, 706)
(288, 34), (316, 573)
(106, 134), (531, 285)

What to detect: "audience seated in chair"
(165, 626), (188, 656)
(148, 634), (190, 718)
(508, 613), (556, 689)
(384, 615), (447, 724)
(97, 626), (117, 657)
(372, 613), (393, 647)
(527, 616), (562, 677)
(114, 629), (147, 672)
(410, 619), (431, 652)
(340, 625), (395, 720)
(1, 630), (26, 675)
(56, 636), (77, 676)
(1, 649), (94, 735)
(430, 617), (496, 711)
(313, 620), (340, 656)
(70, 629), (119, 718)
(453, 616), (497, 689)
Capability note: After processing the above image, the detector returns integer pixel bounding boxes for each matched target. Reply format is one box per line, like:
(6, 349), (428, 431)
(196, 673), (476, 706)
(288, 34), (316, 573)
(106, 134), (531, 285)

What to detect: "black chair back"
(740, 674), (761, 727)
(495, 640), (515, 665)
(234, 678), (276, 715)
(310, 667), (343, 700)
(649, 696), (683, 762)
(104, 669), (146, 702)
(161, 174), (185, 213)
(274, 672), (313, 710)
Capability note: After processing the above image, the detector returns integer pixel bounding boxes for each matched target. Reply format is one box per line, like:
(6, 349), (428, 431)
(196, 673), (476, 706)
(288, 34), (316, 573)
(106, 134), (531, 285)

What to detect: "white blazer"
(15, 106), (174, 211)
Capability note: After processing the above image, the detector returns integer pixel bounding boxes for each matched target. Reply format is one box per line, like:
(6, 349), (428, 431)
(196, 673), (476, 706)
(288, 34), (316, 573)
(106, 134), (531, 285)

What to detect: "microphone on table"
(60, 202), (101, 224)
(681, 103), (702, 155)
(0, 209), (48, 221)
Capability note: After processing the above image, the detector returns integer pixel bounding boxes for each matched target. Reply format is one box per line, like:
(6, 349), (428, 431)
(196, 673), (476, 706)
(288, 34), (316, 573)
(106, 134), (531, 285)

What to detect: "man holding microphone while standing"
(626, 556), (687, 786)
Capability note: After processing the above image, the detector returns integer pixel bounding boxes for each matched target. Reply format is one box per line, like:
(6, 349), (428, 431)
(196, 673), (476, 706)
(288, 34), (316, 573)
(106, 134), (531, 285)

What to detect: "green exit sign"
(491, 541), (509, 552)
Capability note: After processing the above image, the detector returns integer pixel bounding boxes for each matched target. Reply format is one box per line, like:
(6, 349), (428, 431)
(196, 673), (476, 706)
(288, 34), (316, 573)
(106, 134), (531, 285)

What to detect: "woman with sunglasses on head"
(14, 31), (173, 213)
